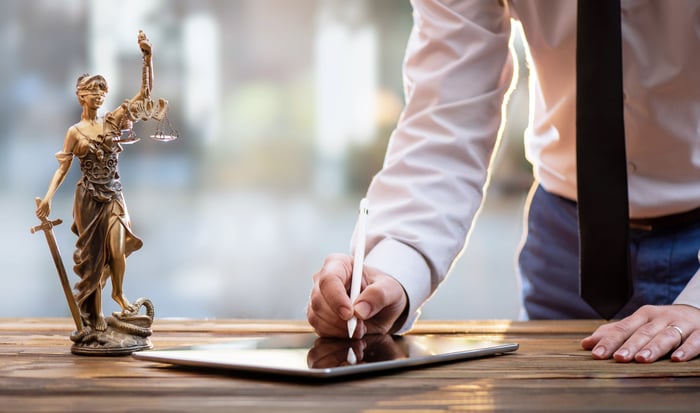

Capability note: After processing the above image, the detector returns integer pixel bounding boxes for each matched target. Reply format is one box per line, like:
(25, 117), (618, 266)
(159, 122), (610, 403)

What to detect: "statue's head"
(76, 74), (108, 106)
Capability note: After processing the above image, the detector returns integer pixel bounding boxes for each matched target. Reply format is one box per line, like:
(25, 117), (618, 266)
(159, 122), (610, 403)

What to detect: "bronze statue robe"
(58, 112), (143, 325)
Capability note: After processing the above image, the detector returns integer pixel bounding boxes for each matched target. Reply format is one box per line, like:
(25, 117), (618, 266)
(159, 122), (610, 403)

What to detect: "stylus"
(347, 198), (369, 338)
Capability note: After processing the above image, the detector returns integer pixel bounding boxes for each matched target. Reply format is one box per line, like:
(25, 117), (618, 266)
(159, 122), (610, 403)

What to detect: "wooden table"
(1, 318), (698, 412)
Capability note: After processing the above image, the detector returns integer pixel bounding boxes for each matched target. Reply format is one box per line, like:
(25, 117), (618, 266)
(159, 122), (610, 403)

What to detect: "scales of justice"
(31, 31), (177, 355)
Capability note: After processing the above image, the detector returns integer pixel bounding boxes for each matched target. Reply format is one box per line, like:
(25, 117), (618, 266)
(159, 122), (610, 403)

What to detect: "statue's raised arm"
(138, 30), (153, 100)
(110, 30), (170, 142)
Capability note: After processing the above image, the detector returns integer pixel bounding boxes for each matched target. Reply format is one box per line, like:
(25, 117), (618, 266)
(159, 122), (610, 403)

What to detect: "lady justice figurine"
(33, 31), (176, 355)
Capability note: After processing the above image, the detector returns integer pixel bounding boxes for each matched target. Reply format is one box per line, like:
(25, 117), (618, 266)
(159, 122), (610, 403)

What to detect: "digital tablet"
(132, 333), (518, 379)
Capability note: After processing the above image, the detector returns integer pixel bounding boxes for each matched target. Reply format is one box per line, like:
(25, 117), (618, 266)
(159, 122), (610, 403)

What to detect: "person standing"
(307, 1), (700, 363)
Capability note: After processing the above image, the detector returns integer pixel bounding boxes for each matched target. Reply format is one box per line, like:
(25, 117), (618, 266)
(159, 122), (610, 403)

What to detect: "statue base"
(70, 298), (154, 356)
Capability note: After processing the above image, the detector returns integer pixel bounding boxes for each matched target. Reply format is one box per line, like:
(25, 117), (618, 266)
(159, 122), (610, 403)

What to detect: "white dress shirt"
(360, 0), (700, 331)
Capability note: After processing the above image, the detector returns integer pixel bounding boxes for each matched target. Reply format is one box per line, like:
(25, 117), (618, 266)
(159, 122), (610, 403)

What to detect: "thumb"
(353, 276), (405, 321)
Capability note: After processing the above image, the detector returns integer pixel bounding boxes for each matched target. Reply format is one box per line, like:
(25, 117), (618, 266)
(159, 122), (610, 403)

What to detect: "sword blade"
(41, 229), (84, 331)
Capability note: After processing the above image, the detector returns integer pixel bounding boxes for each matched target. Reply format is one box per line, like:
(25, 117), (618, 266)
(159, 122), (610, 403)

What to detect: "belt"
(629, 206), (700, 231)
(548, 187), (700, 232)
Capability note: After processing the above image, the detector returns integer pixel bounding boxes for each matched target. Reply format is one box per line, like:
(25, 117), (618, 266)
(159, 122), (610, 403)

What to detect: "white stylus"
(347, 198), (368, 338)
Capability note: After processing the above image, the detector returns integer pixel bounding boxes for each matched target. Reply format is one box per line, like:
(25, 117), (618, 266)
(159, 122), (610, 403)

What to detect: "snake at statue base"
(70, 297), (154, 343)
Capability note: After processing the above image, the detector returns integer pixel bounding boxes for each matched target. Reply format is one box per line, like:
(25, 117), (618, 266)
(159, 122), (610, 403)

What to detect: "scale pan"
(114, 136), (141, 144)
(150, 134), (178, 142)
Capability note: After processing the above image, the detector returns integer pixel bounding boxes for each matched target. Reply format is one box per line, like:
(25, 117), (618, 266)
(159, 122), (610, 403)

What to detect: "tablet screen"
(133, 333), (518, 379)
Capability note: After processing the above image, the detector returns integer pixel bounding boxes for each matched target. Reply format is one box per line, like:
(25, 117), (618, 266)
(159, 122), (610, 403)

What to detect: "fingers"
(353, 273), (407, 335)
(307, 282), (367, 339)
(353, 276), (400, 320)
(307, 254), (355, 338)
(580, 310), (650, 360)
(621, 323), (683, 363)
(671, 327), (700, 362)
(35, 202), (50, 219)
(307, 254), (408, 338)
(580, 304), (700, 363)
(315, 254), (354, 319)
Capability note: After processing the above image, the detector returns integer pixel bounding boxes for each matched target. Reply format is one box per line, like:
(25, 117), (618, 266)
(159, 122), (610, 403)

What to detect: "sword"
(31, 197), (84, 331)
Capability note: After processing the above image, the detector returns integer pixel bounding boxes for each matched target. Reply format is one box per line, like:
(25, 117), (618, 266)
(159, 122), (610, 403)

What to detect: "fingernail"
(354, 302), (371, 319)
(636, 349), (651, 361)
(672, 350), (684, 361)
(593, 346), (606, 358)
(614, 348), (629, 359)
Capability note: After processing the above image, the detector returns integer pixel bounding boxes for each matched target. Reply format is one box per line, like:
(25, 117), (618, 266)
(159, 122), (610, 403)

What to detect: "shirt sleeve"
(359, 0), (516, 332)
(673, 250), (700, 309)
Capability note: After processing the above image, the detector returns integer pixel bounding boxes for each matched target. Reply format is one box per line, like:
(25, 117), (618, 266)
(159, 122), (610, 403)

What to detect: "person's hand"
(138, 30), (152, 58)
(581, 304), (700, 363)
(307, 254), (408, 338)
(36, 197), (51, 219)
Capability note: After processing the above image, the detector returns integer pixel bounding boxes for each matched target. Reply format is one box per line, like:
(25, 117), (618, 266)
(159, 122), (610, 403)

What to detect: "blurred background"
(1, 0), (532, 321)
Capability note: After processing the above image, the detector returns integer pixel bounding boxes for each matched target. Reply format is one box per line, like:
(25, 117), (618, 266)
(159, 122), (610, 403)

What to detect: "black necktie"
(576, 0), (633, 319)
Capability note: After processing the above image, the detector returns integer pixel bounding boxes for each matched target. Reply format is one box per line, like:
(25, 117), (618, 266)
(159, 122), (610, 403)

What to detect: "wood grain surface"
(1, 318), (698, 412)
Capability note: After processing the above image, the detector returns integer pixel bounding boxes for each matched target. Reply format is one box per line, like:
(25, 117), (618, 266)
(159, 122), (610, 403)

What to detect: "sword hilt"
(31, 218), (63, 234)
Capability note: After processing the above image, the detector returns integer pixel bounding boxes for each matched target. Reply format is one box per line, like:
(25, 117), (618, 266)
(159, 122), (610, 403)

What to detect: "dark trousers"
(517, 184), (700, 319)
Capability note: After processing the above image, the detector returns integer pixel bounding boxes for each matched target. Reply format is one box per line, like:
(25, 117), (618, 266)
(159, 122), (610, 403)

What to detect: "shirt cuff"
(364, 238), (432, 334)
(673, 268), (700, 309)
